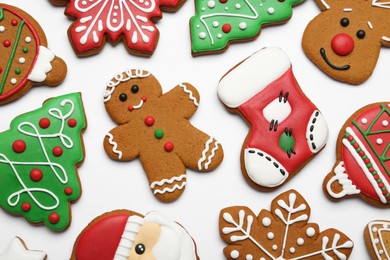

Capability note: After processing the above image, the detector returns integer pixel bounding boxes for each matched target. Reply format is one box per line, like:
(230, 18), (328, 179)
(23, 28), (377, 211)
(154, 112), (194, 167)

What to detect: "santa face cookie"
(302, 0), (390, 85)
(0, 237), (47, 260)
(0, 4), (67, 105)
(103, 69), (223, 202)
(190, 0), (304, 55)
(54, 0), (185, 57)
(220, 189), (354, 259)
(324, 103), (390, 207)
(71, 210), (199, 260)
(365, 220), (390, 260)
(217, 48), (328, 190)
(0, 93), (87, 231)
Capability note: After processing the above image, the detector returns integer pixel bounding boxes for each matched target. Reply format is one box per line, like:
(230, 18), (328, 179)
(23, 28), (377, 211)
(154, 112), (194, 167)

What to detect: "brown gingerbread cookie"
(219, 189), (354, 259)
(0, 4), (67, 105)
(364, 220), (390, 260)
(71, 209), (199, 260)
(103, 69), (224, 203)
(0, 237), (47, 259)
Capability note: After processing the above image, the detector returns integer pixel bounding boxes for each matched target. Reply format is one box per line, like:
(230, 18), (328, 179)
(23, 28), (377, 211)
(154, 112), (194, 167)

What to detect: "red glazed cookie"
(365, 220), (390, 259)
(103, 69), (224, 203)
(302, 0), (390, 85)
(323, 102), (390, 207)
(0, 4), (67, 105)
(71, 210), (199, 260)
(219, 189), (354, 259)
(51, 0), (185, 57)
(217, 48), (328, 190)
(0, 237), (47, 259)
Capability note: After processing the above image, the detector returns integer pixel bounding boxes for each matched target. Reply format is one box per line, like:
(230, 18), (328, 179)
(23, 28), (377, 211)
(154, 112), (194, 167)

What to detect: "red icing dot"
(374, 174), (380, 180)
(30, 168), (43, 182)
(21, 202), (31, 212)
(39, 118), (51, 129)
(353, 143), (359, 149)
(128, 106), (134, 111)
(219, 0), (228, 3)
(331, 33), (354, 56)
(64, 187), (73, 195)
(3, 40), (11, 47)
(0, 67), (2, 73)
(369, 167), (375, 173)
(142, 96), (147, 102)
(222, 24), (232, 33)
(11, 20), (18, 26)
(49, 213), (60, 224)
(387, 196), (390, 201)
(13, 140), (26, 153)
(363, 158), (370, 164)
(347, 136), (354, 142)
(164, 142), (174, 152)
(382, 190), (388, 196)
(68, 118), (77, 127)
(145, 116), (155, 126)
(378, 182), (385, 189)
(358, 150), (365, 157)
(53, 146), (63, 157)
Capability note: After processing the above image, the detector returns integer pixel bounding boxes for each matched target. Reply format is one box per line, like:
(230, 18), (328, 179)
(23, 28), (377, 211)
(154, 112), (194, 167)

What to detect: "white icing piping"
(372, 0), (390, 9)
(326, 161), (360, 199)
(343, 8), (352, 12)
(150, 174), (186, 188)
(368, 221), (390, 259)
(204, 141), (220, 170)
(106, 133), (123, 159)
(382, 36), (390, 42)
(368, 21), (374, 30)
(153, 182), (186, 195)
(320, 0), (330, 9)
(198, 137), (213, 170)
(28, 46), (55, 83)
(179, 83), (199, 107)
(132, 99), (144, 110)
(104, 69), (150, 102)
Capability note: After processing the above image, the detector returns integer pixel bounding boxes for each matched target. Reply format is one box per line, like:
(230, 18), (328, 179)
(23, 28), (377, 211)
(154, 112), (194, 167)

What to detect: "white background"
(1, 0), (390, 259)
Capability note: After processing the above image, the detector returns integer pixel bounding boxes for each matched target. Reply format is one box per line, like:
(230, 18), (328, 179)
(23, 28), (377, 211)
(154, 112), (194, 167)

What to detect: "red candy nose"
(331, 33), (354, 56)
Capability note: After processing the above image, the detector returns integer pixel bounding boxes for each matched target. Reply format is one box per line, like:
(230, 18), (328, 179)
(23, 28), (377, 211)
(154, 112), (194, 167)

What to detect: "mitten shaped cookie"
(71, 210), (199, 260)
(365, 220), (390, 260)
(0, 4), (67, 105)
(219, 189), (354, 259)
(218, 48), (328, 190)
(302, 0), (390, 85)
(324, 102), (390, 207)
(103, 69), (224, 202)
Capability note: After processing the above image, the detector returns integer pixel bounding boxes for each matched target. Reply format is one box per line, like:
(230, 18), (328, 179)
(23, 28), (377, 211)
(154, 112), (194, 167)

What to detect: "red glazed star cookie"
(0, 237), (46, 260)
(365, 220), (390, 260)
(324, 102), (390, 207)
(217, 47), (328, 190)
(51, 0), (185, 57)
(71, 210), (199, 260)
(219, 189), (354, 259)
(302, 0), (390, 85)
(0, 4), (67, 105)
(103, 69), (224, 202)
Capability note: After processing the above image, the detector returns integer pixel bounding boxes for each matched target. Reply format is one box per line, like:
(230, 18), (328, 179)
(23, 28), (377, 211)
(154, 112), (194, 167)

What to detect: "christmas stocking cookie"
(103, 69), (224, 202)
(0, 93), (87, 231)
(218, 47), (328, 190)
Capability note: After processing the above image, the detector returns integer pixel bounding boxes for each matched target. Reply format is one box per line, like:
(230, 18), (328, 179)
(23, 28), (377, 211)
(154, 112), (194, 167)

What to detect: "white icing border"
(368, 221), (390, 259)
(326, 161), (360, 199)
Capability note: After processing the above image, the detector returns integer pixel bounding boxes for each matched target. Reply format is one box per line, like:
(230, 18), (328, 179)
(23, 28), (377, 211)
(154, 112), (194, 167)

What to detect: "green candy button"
(155, 129), (164, 139)
(15, 68), (21, 75)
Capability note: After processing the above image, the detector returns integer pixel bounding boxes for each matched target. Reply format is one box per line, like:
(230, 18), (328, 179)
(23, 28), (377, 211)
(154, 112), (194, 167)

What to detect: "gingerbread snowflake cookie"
(219, 189), (354, 259)
(365, 220), (390, 259)
(103, 69), (223, 202)
(217, 48), (328, 190)
(52, 0), (185, 57)
(71, 210), (199, 260)
(324, 102), (390, 207)
(190, 0), (305, 55)
(0, 4), (67, 105)
(0, 237), (47, 260)
(302, 0), (390, 85)
(0, 93), (87, 231)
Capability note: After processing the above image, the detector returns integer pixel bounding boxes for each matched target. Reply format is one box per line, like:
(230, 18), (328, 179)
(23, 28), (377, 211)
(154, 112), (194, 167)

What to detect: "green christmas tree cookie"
(190, 0), (305, 55)
(0, 93), (86, 231)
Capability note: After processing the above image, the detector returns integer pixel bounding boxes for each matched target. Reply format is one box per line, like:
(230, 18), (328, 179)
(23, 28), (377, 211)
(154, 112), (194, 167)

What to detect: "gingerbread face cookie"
(365, 220), (390, 260)
(0, 4), (67, 105)
(190, 0), (304, 55)
(219, 189), (354, 259)
(217, 48), (328, 190)
(0, 93), (87, 231)
(324, 102), (390, 207)
(71, 210), (199, 260)
(53, 0), (185, 57)
(103, 69), (223, 202)
(0, 237), (47, 260)
(302, 0), (390, 85)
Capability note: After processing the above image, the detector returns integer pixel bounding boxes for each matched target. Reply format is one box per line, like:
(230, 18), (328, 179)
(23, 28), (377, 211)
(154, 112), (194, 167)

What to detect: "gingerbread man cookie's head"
(103, 69), (162, 124)
(302, 0), (390, 85)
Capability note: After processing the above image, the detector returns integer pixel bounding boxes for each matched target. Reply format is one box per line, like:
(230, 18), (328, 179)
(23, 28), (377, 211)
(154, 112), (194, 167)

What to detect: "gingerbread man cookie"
(103, 69), (223, 202)
(0, 237), (47, 260)
(217, 48), (328, 190)
(302, 0), (390, 85)
(365, 220), (390, 260)
(0, 4), (67, 105)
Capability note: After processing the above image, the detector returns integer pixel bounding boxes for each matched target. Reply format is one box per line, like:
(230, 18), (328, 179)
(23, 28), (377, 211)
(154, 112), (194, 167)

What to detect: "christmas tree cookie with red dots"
(0, 4), (67, 105)
(190, 0), (305, 55)
(0, 93), (87, 231)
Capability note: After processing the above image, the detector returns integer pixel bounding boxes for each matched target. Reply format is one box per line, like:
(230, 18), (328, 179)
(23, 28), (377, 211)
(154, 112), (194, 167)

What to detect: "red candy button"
(64, 187), (73, 195)
(13, 140), (26, 153)
(222, 24), (231, 33)
(30, 168), (43, 182)
(68, 118), (77, 127)
(145, 116), (155, 126)
(53, 146), (63, 157)
(3, 40), (11, 47)
(331, 33), (354, 56)
(164, 142), (174, 152)
(22, 202), (31, 212)
(39, 118), (51, 129)
(11, 20), (18, 26)
(49, 213), (60, 224)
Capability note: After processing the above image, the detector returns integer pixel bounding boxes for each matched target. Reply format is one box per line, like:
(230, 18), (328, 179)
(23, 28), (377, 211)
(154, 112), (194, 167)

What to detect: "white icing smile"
(128, 96), (147, 111)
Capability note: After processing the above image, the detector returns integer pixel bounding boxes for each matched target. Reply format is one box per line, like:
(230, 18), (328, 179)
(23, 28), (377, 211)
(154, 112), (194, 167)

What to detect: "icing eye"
(356, 30), (366, 39)
(135, 244), (145, 255)
(119, 93), (127, 102)
(131, 85), (139, 94)
(340, 18), (349, 27)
